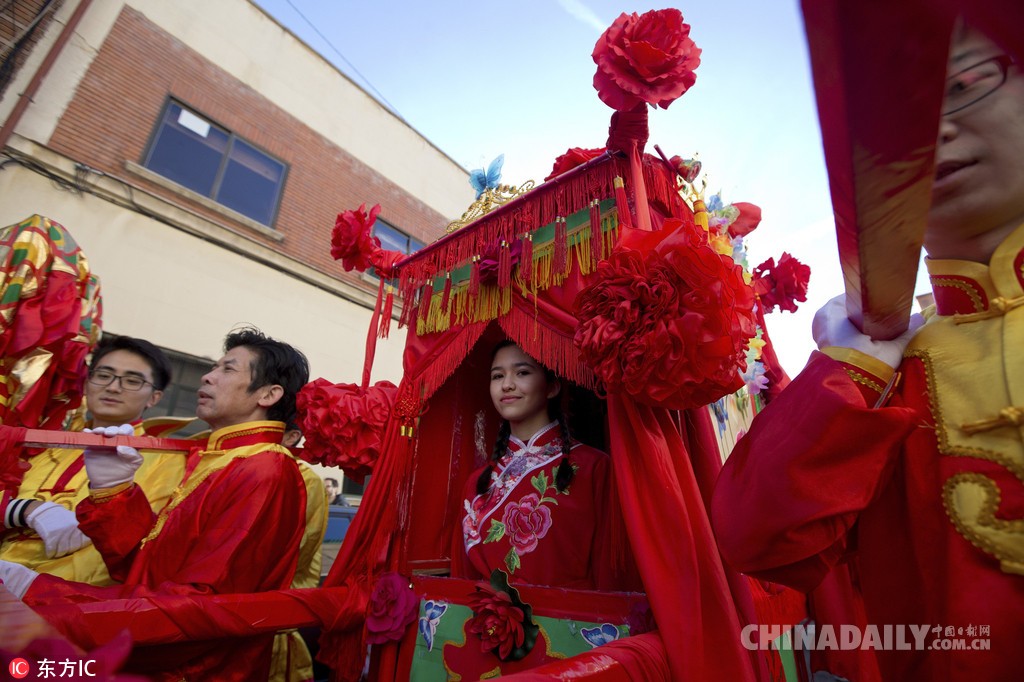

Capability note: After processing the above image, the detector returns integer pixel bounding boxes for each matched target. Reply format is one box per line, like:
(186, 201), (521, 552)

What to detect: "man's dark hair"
(90, 335), (173, 390)
(224, 327), (309, 425)
(324, 477), (338, 487)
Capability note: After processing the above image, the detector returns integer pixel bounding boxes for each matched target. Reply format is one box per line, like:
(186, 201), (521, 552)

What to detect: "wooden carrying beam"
(17, 428), (197, 453)
(802, 0), (952, 339)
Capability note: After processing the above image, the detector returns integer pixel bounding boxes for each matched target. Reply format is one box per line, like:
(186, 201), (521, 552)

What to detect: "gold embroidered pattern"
(931, 276), (985, 313)
(954, 294), (1024, 324)
(943, 472), (1024, 576)
(908, 349), (1024, 484)
(843, 368), (884, 395)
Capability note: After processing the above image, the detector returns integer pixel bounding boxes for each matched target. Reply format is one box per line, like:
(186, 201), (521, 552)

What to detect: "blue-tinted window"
(143, 101), (287, 226)
(368, 221), (423, 279)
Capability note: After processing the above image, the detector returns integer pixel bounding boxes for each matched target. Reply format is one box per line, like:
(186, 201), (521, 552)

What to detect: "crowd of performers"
(0, 18), (1022, 682)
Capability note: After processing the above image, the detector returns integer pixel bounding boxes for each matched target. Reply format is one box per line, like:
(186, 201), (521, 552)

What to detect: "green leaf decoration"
(484, 519), (505, 543)
(504, 547), (521, 573)
(531, 470), (549, 495)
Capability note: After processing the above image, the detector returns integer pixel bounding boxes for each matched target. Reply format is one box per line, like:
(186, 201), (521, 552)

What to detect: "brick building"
(0, 0), (473, 477)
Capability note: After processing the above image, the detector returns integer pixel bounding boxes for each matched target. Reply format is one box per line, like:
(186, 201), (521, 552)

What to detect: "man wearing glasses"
(713, 26), (1023, 681)
(0, 327), (317, 681)
(0, 336), (184, 584)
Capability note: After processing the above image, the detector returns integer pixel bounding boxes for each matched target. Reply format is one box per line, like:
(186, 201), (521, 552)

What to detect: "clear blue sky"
(252, 0), (929, 376)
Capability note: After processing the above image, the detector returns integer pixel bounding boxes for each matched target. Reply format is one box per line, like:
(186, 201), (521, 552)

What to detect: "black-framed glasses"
(944, 54), (1015, 115)
(88, 369), (153, 391)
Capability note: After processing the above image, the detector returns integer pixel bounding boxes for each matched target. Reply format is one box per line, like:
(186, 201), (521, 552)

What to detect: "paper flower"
(574, 217), (756, 409)
(295, 378), (397, 483)
(545, 147), (606, 181)
(592, 9), (701, 111)
(753, 252), (811, 313)
(467, 570), (539, 662)
(365, 572), (418, 644)
(330, 203), (381, 272)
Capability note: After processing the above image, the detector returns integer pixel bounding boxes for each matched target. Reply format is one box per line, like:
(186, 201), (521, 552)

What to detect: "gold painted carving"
(445, 182), (537, 234)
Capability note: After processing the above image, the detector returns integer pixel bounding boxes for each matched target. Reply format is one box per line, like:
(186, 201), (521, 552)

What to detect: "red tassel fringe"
(440, 274), (452, 314)
(519, 233), (533, 286)
(589, 199), (603, 268)
(468, 256), (481, 300)
(418, 282), (432, 322)
(378, 287), (394, 338)
(614, 176), (634, 230)
(393, 155), (688, 326)
(498, 241), (511, 289)
(553, 217), (568, 276)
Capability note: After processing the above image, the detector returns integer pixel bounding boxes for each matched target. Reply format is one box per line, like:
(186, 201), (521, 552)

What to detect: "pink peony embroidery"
(501, 493), (553, 555)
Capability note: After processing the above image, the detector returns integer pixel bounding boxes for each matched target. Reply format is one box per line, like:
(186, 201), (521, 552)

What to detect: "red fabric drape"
(607, 394), (757, 681)
(500, 631), (670, 682)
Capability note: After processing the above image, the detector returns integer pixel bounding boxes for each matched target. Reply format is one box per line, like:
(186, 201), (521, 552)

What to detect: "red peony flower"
(753, 252), (811, 313)
(365, 572), (418, 644)
(574, 218), (756, 409)
(468, 586), (526, 660)
(592, 9), (702, 111)
(501, 493), (553, 555)
(295, 378), (397, 483)
(331, 203), (381, 272)
(545, 147), (606, 181)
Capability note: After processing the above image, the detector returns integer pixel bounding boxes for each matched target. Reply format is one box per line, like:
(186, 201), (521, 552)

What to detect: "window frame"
(365, 218), (424, 280)
(141, 98), (289, 228)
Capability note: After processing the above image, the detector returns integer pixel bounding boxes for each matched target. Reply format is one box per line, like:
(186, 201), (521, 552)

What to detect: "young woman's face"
(489, 344), (559, 437)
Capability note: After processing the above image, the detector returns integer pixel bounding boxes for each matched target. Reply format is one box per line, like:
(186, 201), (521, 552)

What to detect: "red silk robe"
(712, 224), (1024, 681)
(23, 421), (308, 681)
(456, 422), (619, 590)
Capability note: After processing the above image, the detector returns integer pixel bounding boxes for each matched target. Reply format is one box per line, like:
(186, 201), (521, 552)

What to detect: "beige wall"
(0, 165), (408, 385)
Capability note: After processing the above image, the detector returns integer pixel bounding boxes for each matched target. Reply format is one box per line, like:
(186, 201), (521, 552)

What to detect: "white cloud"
(555, 0), (608, 33)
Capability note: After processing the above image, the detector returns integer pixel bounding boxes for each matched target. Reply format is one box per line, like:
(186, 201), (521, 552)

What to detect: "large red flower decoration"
(331, 203), (381, 272)
(753, 252), (811, 313)
(574, 218), (756, 409)
(365, 572), (418, 644)
(467, 570), (539, 662)
(545, 147), (606, 181)
(592, 9), (701, 111)
(295, 378), (397, 483)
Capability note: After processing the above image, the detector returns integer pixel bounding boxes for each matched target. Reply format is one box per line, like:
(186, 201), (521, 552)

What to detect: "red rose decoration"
(365, 572), (418, 644)
(753, 252), (811, 314)
(574, 218), (756, 409)
(545, 147), (606, 181)
(295, 378), (397, 483)
(331, 203), (381, 272)
(592, 9), (702, 111)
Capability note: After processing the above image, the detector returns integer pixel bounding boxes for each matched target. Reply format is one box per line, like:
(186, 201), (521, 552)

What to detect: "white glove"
(83, 423), (142, 489)
(25, 501), (93, 558)
(0, 559), (39, 599)
(812, 294), (926, 369)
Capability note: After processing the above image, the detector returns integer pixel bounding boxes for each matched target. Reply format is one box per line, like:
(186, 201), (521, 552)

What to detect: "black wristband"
(4, 498), (32, 529)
